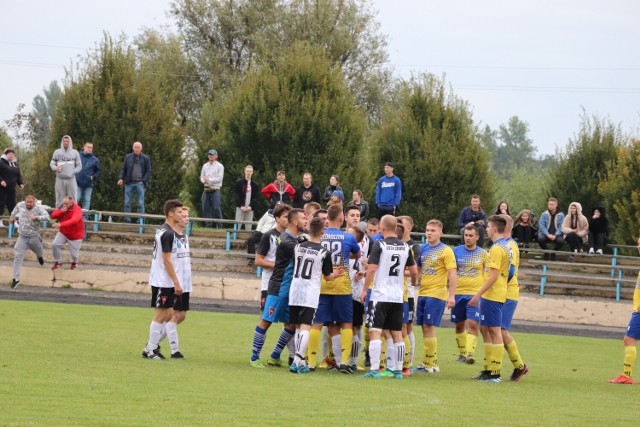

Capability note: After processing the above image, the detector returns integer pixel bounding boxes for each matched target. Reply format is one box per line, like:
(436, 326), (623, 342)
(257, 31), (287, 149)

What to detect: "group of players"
(248, 201), (529, 382)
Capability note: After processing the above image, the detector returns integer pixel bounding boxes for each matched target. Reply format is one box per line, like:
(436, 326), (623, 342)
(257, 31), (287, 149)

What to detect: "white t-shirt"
(149, 223), (192, 291)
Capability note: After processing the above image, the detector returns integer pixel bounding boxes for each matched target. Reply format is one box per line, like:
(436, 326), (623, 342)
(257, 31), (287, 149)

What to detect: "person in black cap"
(0, 148), (25, 226)
(375, 161), (402, 218)
(200, 149), (224, 228)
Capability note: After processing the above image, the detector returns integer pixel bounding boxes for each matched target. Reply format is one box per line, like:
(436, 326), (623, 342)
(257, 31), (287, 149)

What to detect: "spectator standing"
(50, 196), (84, 270)
(457, 195), (487, 247)
(50, 135), (81, 208)
(375, 162), (402, 218)
(75, 142), (101, 215)
(293, 172), (321, 208)
(512, 210), (537, 248)
(322, 175), (343, 204)
(261, 171), (295, 209)
(9, 194), (49, 289)
(0, 148), (24, 226)
(200, 149), (224, 228)
(234, 165), (259, 230)
(561, 202), (589, 257)
(537, 197), (565, 261)
(349, 189), (369, 223)
(588, 207), (609, 255)
(117, 141), (151, 223)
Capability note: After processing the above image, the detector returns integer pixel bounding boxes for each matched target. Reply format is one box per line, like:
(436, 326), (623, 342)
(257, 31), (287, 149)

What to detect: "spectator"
(457, 195), (487, 247)
(260, 171), (295, 209)
(117, 141), (151, 223)
(322, 175), (342, 204)
(588, 207), (609, 255)
(246, 209), (276, 265)
(293, 172), (321, 208)
(375, 162), (402, 217)
(75, 142), (101, 217)
(50, 135), (81, 208)
(349, 189), (369, 222)
(234, 165), (259, 231)
(512, 209), (537, 248)
(494, 201), (511, 217)
(50, 196), (85, 270)
(200, 149), (224, 228)
(561, 202), (589, 258)
(327, 189), (344, 207)
(0, 148), (24, 227)
(537, 197), (565, 261)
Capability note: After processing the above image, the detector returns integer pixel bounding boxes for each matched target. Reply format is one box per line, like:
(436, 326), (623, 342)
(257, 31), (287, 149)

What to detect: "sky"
(2, 0), (639, 155)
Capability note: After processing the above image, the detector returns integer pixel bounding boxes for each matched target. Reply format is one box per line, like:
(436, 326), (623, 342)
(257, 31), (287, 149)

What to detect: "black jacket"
(293, 185), (321, 208)
(0, 156), (23, 189)
(118, 153), (151, 187)
(234, 179), (261, 209)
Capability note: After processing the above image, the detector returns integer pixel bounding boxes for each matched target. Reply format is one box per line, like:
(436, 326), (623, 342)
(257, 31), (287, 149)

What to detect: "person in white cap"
(200, 149), (224, 228)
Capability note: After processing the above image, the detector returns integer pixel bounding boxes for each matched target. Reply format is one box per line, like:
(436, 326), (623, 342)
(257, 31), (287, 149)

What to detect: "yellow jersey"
(417, 242), (456, 300)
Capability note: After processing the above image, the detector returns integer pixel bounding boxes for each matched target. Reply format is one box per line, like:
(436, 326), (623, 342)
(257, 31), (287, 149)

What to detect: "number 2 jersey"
(149, 223), (192, 291)
(289, 241), (333, 308)
(368, 236), (416, 303)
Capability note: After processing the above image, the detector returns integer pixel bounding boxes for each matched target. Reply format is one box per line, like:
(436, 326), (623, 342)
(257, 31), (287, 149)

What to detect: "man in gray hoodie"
(9, 194), (50, 289)
(50, 135), (82, 208)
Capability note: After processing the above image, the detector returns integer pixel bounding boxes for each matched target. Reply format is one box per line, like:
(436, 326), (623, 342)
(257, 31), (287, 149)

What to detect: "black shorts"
(151, 286), (175, 309)
(408, 297), (415, 324)
(174, 292), (190, 311)
(289, 306), (316, 326)
(365, 301), (403, 332)
(260, 290), (268, 312)
(352, 300), (364, 327)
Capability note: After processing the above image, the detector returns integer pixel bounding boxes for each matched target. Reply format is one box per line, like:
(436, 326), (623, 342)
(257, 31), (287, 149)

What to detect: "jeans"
(202, 189), (222, 228)
(76, 186), (93, 211)
(124, 183), (145, 222)
(377, 205), (396, 218)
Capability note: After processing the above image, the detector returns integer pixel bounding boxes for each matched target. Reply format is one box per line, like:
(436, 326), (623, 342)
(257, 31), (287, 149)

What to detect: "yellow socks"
(403, 335), (411, 369)
(308, 328), (321, 367)
(467, 334), (478, 356)
(505, 340), (525, 370)
(624, 346), (637, 378)
(340, 329), (353, 365)
(490, 344), (504, 376)
(455, 332), (467, 357)
(423, 337), (438, 368)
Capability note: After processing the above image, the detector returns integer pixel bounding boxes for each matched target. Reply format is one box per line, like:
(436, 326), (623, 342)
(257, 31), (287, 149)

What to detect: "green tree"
(599, 139), (640, 244)
(34, 34), (185, 213)
(372, 73), (493, 231)
(547, 113), (621, 218)
(31, 81), (62, 148)
(192, 42), (369, 218)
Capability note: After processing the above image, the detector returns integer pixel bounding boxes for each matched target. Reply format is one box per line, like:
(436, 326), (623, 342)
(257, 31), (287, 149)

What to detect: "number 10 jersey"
(289, 241), (333, 308)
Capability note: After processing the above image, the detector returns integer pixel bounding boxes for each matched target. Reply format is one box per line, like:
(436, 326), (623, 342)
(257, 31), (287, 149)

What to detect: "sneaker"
(328, 365), (340, 372)
(596, 249), (603, 255)
(51, 262), (63, 270)
(307, 365), (316, 372)
(288, 356), (294, 367)
(509, 364), (529, 382)
(298, 364), (311, 374)
(472, 370), (491, 381)
(588, 248), (595, 254)
(358, 370), (381, 379)
(338, 364), (353, 374)
(70, 262), (78, 270)
(141, 344), (161, 358)
(289, 364), (299, 374)
(250, 359), (265, 368)
(323, 356), (337, 368)
(11, 279), (19, 289)
(267, 356), (283, 367)
(171, 351), (185, 359)
(393, 370), (403, 379)
(38, 257), (44, 265)
(416, 364), (440, 374)
(402, 367), (411, 376)
(379, 368), (395, 377)
(349, 364), (358, 372)
(466, 354), (476, 365)
(480, 375), (502, 383)
(456, 355), (467, 363)
(608, 374), (633, 384)
(143, 348), (165, 360)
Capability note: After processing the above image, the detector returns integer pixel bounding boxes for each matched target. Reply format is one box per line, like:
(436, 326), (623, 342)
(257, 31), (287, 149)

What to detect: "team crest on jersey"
(431, 255), (437, 261)
(161, 296), (167, 305)
(269, 307), (275, 316)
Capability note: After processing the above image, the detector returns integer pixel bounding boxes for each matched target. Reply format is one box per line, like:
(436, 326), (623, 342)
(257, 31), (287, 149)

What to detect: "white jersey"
(149, 223), (192, 291)
(368, 237), (415, 303)
(289, 241), (333, 308)
(350, 238), (367, 301)
(257, 228), (280, 291)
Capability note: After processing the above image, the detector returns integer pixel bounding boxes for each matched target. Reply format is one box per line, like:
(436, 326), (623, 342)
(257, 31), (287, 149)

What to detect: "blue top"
(76, 152), (101, 188)
(375, 174), (402, 207)
(457, 207), (487, 229)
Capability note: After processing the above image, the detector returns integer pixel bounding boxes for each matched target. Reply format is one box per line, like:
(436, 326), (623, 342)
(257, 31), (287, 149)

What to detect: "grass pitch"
(1, 300), (635, 426)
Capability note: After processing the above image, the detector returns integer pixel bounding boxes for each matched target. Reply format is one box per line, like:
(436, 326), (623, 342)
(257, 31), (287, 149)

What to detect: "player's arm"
(162, 251), (183, 295)
(446, 268), (457, 309)
(360, 262), (378, 304)
(469, 268), (498, 307)
(322, 252), (336, 281)
(408, 264), (419, 286)
(255, 254), (274, 269)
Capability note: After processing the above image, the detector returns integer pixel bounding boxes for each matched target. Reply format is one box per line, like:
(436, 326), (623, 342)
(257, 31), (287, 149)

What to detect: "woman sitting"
(512, 209), (537, 248)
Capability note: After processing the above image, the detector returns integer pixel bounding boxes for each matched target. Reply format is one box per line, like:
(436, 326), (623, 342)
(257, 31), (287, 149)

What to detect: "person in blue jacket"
(75, 142), (101, 216)
(375, 161), (402, 218)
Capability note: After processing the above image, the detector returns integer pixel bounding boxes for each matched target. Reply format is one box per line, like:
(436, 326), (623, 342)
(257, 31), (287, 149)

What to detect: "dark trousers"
(377, 205), (396, 218)
(538, 234), (564, 250)
(588, 232), (609, 251)
(565, 232), (584, 252)
(247, 231), (263, 254)
(513, 225), (535, 246)
(0, 187), (17, 216)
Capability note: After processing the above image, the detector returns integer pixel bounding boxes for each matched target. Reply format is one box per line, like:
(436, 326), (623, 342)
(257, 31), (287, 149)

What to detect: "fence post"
(138, 217), (145, 235)
(8, 222), (14, 238)
(611, 247), (618, 277)
(233, 223), (238, 241)
(225, 231), (231, 252)
(616, 269), (623, 301)
(540, 263), (547, 296)
(186, 220), (192, 236)
(257, 266), (262, 278)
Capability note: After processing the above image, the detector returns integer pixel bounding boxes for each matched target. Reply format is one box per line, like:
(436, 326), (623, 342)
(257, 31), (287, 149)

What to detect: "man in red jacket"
(260, 171), (295, 210)
(50, 196), (84, 270)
